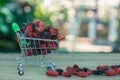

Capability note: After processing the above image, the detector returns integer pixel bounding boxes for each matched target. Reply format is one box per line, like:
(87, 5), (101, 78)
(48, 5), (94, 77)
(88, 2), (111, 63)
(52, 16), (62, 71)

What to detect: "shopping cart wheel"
(18, 71), (24, 76)
(17, 62), (24, 76)
(47, 62), (56, 70)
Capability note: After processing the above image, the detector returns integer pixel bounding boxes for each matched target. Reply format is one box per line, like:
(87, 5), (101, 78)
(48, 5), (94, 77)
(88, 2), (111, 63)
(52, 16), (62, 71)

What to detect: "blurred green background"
(0, 0), (120, 53)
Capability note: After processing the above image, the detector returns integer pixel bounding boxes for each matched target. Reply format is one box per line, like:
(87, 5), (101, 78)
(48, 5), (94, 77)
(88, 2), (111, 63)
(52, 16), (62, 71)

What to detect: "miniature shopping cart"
(12, 22), (59, 68)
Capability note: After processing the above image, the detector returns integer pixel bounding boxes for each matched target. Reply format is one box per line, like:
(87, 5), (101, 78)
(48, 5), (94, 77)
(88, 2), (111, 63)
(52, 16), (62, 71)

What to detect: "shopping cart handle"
(12, 22), (20, 33)
(21, 41), (30, 46)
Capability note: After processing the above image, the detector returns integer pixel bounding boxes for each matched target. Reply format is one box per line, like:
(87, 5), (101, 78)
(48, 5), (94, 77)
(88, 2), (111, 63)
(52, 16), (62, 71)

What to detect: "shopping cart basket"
(12, 22), (59, 67)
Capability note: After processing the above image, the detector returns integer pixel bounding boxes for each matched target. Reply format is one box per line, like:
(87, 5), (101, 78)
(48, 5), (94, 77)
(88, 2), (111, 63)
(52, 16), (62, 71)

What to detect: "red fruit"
(58, 35), (65, 40)
(86, 69), (93, 75)
(51, 42), (58, 50)
(46, 70), (59, 77)
(50, 28), (58, 36)
(41, 43), (46, 48)
(53, 42), (57, 50)
(38, 22), (44, 32)
(62, 72), (71, 77)
(40, 43), (47, 55)
(105, 70), (117, 76)
(103, 65), (109, 69)
(73, 64), (79, 69)
(77, 71), (88, 77)
(97, 66), (104, 71)
(73, 69), (80, 75)
(51, 43), (55, 49)
(48, 42), (52, 48)
(28, 32), (35, 38)
(25, 51), (32, 56)
(66, 66), (74, 75)
(33, 32), (38, 38)
(33, 21), (39, 27)
(110, 65), (117, 70)
(66, 66), (72, 71)
(41, 50), (47, 55)
(32, 49), (36, 55)
(117, 67), (120, 74)
(26, 24), (33, 32)
(49, 43), (52, 47)
(46, 25), (51, 30)
(72, 64), (80, 75)
(49, 42), (56, 50)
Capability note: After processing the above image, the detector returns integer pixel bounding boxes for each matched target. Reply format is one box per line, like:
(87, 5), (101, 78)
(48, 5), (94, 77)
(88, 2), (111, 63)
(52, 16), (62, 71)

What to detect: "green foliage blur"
(0, 0), (68, 52)
(0, 0), (119, 52)
(0, 0), (33, 52)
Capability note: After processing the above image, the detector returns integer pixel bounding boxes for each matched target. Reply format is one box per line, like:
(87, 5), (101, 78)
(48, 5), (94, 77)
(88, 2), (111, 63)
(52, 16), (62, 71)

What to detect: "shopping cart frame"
(16, 31), (59, 65)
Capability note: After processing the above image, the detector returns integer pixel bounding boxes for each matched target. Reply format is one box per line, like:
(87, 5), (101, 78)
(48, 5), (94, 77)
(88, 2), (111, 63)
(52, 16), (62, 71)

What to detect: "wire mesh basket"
(12, 22), (59, 67)
(16, 32), (59, 57)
